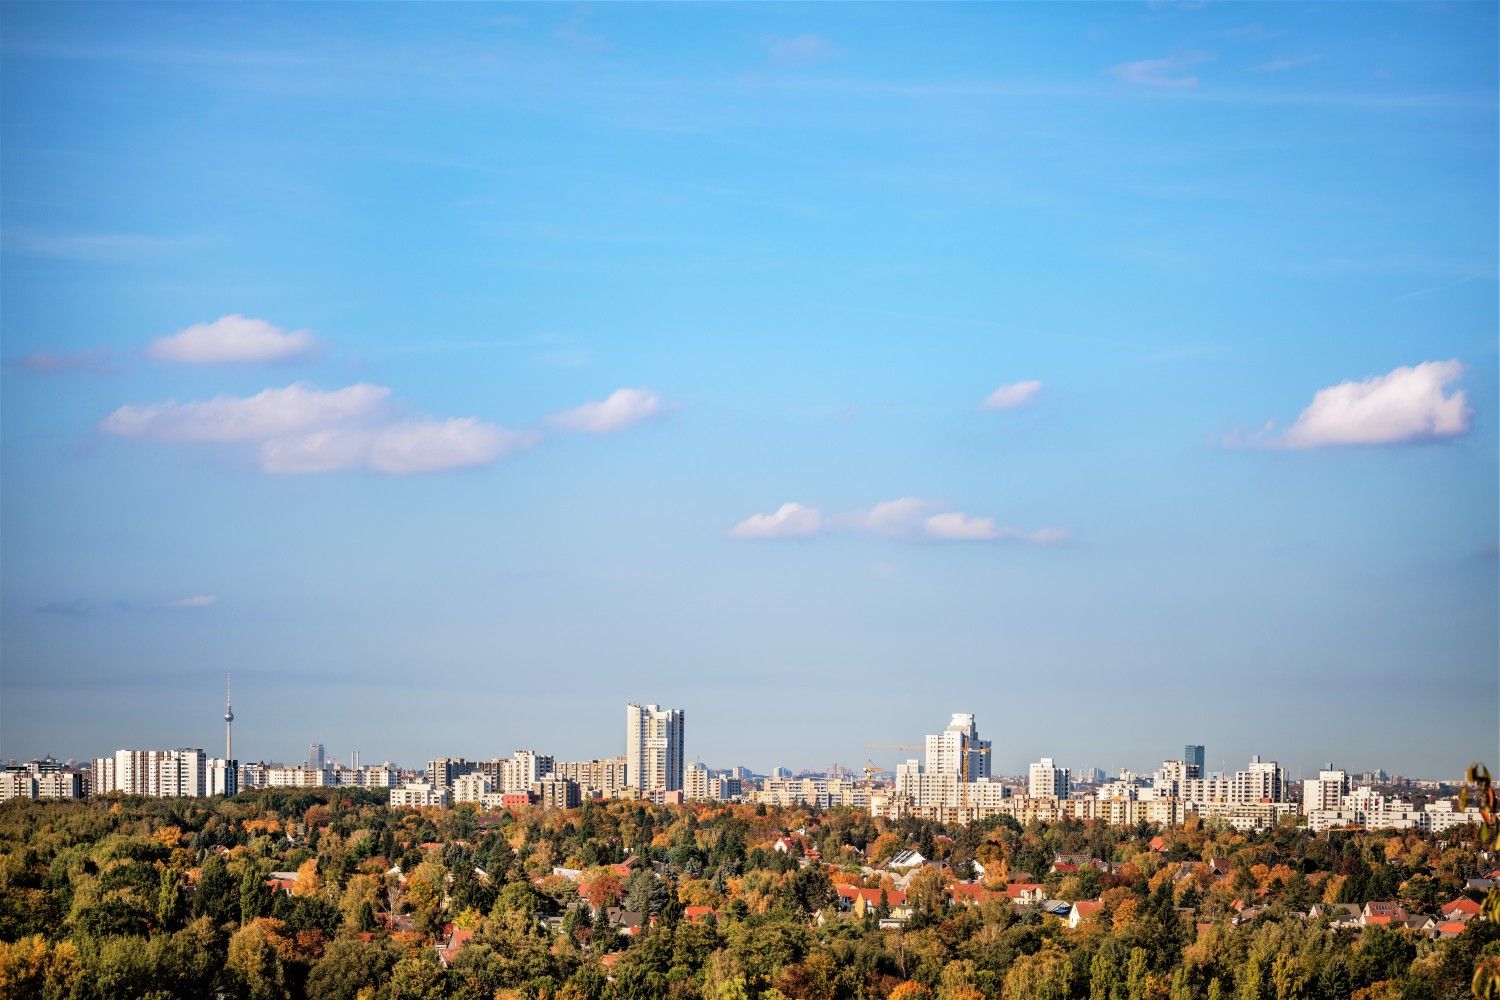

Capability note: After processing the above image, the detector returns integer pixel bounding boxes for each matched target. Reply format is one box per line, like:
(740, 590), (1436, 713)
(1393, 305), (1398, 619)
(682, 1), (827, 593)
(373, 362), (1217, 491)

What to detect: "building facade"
(626, 703), (685, 794)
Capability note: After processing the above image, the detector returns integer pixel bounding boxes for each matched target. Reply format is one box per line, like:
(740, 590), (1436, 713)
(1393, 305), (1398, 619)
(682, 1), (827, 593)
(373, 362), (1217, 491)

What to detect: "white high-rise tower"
(626, 703), (685, 794)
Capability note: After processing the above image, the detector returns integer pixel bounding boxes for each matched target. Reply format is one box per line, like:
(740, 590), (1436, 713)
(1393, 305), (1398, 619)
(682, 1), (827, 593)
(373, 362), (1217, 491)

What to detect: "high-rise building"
(1303, 767), (1349, 812)
(91, 749), (234, 798)
(626, 703), (685, 794)
(1028, 757), (1071, 800)
(925, 713), (991, 780)
(1184, 745), (1205, 779)
(308, 744), (326, 771)
(427, 757), (477, 790)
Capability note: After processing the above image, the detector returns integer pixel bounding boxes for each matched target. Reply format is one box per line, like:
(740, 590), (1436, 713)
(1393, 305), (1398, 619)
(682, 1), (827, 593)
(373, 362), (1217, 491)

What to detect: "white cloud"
(980, 379), (1043, 411)
(842, 497), (936, 537)
(167, 595), (217, 609)
(259, 419), (537, 475)
(367, 419), (537, 474)
(729, 502), (824, 539)
(100, 382), (390, 442)
(147, 314), (316, 364)
(1278, 360), (1472, 448)
(734, 496), (1066, 545)
(923, 511), (1000, 540)
(549, 388), (666, 434)
(1110, 52), (1210, 89)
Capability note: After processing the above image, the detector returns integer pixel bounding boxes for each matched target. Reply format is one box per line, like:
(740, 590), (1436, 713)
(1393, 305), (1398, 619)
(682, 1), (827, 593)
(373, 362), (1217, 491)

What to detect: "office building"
(626, 703), (685, 794)
(1184, 744), (1205, 779)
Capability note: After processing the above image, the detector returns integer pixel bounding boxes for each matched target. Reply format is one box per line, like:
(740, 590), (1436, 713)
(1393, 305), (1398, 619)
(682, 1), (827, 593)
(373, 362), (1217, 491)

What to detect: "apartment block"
(626, 703), (685, 794)
(390, 782), (449, 808)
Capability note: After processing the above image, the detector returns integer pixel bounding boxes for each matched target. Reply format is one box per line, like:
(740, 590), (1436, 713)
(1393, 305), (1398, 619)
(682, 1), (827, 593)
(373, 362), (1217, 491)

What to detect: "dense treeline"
(0, 791), (1495, 999)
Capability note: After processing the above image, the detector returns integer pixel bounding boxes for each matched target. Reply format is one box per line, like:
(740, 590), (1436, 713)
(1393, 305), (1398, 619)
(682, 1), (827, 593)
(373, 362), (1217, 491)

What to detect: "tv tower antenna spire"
(224, 673), (235, 761)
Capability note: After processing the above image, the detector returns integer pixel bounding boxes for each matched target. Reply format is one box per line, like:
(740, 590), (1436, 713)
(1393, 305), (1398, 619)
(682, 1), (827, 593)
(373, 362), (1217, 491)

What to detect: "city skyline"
(2, 4), (1496, 777)
(0, 687), (1476, 785)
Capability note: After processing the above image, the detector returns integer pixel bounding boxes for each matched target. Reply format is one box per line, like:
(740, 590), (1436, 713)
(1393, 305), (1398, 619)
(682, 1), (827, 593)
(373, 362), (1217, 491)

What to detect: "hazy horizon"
(2, 3), (1496, 780)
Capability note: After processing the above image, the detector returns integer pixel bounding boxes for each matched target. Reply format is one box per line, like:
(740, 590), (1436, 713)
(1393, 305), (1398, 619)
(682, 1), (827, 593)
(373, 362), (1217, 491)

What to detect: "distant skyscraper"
(626, 703), (685, 794)
(1185, 744), (1205, 779)
(308, 743), (325, 771)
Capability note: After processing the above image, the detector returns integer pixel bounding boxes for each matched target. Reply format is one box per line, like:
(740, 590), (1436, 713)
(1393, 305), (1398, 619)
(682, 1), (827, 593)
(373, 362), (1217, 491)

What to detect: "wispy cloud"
(731, 497), (1068, 545)
(10, 348), (114, 374)
(148, 314), (317, 364)
(768, 34), (842, 67)
(1109, 52), (1211, 90)
(1230, 360), (1474, 449)
(980, 379), (1044, 411)
(1254, 55), (1321, 74)
(166, 595), (217, 609)
(0, 227), (199, 262)
(548, 388), (668, 434)
(101, 383), (391, 443)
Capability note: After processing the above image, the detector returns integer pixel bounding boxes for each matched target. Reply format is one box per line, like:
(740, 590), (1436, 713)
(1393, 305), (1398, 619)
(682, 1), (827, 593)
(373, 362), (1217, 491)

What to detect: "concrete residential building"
(0, 758), (86, 801)
(626, 703), (685, 794)
(91, 749), (234, 798)
(926, 713), (992, 781)
(1028, 758), (1071, 800)
(534, 776), (581, 809)
(1303, 768), (1350, 812)
(427, 757), (477, 791)
(391, 782), (449, 808)
(554, 756), (629, 797)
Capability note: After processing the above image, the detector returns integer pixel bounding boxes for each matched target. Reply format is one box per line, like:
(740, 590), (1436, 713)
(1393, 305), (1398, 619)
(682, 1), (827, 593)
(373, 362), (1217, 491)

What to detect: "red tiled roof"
(1442, 897), (1481, 916)
(1072, 901), (1104, 917)
(1052, 862), (1079, 874)
(683, 905), (716, 922)
(1004, 882), (1045, 899)
(950, 883), (1001, 904)
(1437, 921), (1468, 937)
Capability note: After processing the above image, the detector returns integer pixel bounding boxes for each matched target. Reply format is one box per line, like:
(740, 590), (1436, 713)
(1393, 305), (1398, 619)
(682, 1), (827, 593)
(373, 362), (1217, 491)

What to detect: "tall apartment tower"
(626, 703), (685, 794)
(1184, 744), (1205, 779)
(308, 744), (325, 771)
(925, 712), (991, 780)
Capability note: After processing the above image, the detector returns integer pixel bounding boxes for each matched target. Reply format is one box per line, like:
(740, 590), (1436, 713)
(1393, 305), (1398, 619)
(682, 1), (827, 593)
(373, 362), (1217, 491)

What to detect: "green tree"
(226, 922), (287, 1000)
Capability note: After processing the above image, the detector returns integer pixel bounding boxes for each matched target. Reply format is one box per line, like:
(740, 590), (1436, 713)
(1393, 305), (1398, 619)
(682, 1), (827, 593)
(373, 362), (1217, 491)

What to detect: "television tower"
(224, 673), (235, 761)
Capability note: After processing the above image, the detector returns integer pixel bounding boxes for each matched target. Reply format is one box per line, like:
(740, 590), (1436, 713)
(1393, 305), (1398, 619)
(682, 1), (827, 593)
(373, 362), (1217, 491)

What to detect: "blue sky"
(2, 3), (1495, 780)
